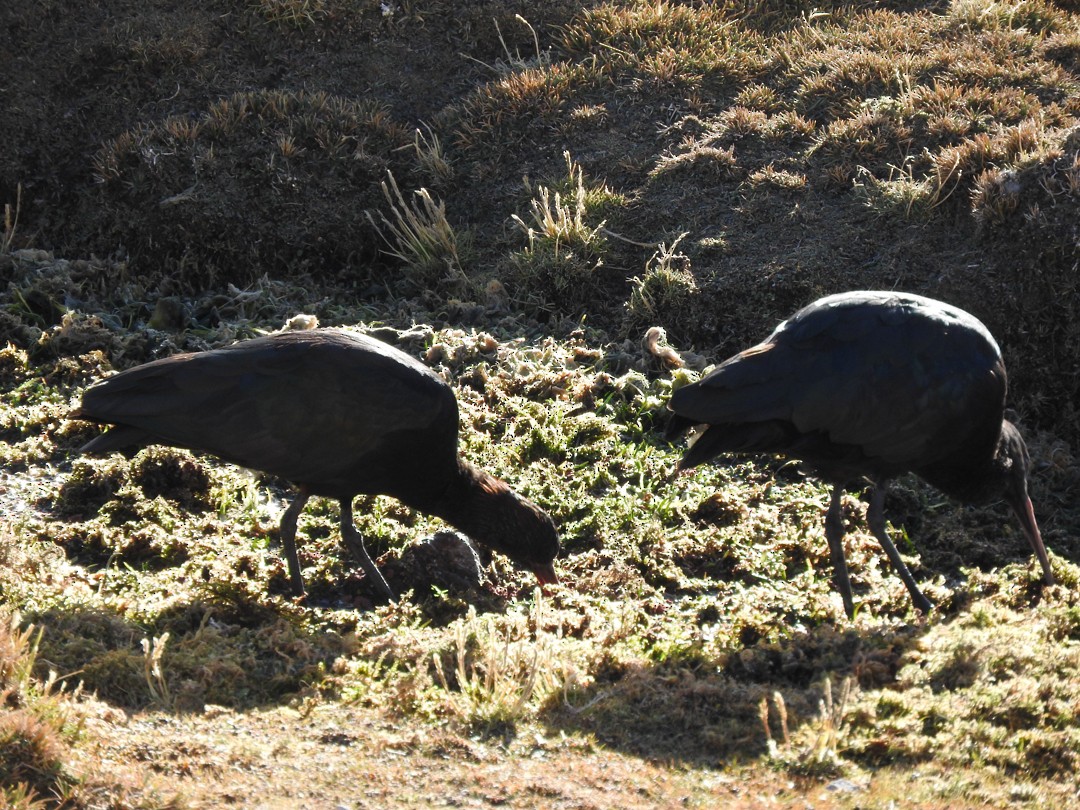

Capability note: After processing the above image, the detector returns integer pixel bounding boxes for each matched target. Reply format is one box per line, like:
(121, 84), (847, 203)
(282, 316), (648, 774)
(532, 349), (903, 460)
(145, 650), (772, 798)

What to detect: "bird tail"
(77, 424), (153, 457)
(676, 421), (793, 470)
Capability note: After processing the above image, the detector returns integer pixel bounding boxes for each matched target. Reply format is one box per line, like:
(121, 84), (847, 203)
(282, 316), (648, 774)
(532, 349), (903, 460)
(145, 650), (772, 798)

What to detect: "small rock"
(825, 778), (862, 793)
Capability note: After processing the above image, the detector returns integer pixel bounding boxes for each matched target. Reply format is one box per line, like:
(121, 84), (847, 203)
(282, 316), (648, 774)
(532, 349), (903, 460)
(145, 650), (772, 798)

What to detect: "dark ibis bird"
(665, 291), (1054, 617)
(73, 329), (560, 600)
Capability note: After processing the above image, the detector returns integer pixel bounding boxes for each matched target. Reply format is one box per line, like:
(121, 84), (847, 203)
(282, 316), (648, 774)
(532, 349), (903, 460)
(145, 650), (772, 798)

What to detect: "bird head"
(486, 485), (561, 586)
(443, 466), (561, 586)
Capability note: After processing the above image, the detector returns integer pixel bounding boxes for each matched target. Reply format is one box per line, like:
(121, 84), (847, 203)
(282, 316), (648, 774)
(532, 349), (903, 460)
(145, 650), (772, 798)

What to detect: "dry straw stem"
(761, 676), (854, 769)
(2, 184), (20, 254)
(142, 631), (172, 707)
(461, 14), (548, 75)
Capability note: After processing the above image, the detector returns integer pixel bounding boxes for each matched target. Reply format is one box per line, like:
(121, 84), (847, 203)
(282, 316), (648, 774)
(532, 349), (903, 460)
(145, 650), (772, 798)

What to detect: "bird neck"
(428, 459), (510, 533)
(418, 458), (559, 579)
(919, 422), (1014, 504)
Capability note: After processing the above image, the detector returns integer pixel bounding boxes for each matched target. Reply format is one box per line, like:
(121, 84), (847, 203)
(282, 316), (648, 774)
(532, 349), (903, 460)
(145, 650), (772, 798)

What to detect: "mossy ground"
(2, 0), (1080, 807)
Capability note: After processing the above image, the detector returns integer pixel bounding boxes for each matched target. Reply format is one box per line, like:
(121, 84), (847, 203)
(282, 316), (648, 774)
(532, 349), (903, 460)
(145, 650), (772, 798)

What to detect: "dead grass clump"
(0, 614), (83, 807)
(89, 90), (412, 289)
(454, 3), (768, 165)
(810, 104), (915, 166)
(560, 1), (768, 92)
(946, 0), (1068, 34)
(505, 156), (614, 316)
(761, 676), (856, 778)
(432, 599), (563, 735)
(1038, 28), (1080, 69)
(853, 164), (935, 220)
(367, 171), (471, 296)
(649, 145), (739, 181)
(452, 62), (599, 157)
(31, 601), (348, 712)
(625, 235), (700, 340)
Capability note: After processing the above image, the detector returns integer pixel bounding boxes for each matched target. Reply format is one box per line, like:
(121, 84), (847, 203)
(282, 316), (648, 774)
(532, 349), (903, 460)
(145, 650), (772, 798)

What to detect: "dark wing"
(669, 292), (1007, 470)
(77, 330), (452, 484)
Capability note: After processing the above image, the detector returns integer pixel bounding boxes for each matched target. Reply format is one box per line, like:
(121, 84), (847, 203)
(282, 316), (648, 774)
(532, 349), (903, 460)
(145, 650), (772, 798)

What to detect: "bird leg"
(339, 498), (397, 602)
(866, 486), (934, 614)
(278, 488), (311, 597)
(824, 485), (856, 619)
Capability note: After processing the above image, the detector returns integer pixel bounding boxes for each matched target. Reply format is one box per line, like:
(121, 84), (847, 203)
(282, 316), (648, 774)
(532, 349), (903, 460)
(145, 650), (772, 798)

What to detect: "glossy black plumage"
(666, 291), (1054, 617)
(73, 329), (560, 599)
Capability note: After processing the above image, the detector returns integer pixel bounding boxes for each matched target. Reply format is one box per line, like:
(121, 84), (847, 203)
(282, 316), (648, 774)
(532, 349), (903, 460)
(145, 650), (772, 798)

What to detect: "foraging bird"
(73, 329), (560, 600)
(666, 291), (1054, 617)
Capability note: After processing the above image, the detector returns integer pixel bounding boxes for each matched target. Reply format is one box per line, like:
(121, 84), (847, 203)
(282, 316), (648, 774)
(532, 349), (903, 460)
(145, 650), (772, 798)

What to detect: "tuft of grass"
(368, 171), (470, 294)
(432, 599), (557, 734)
(625, 233), (699, 337)
(947, 0), (1066, 34)
(853, 162), (935, 220)
(409, 124), (455, 186)
(763, 677), (856, 778)
(506, 153), (614, 315)
(559, 1), (769, 91)
(251, 0), (328, 29)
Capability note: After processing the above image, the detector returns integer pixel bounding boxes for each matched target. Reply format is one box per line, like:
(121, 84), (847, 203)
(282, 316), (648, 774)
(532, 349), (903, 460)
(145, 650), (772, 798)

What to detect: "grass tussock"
(368, 171), (470, 295)
(431, 594), (575, 734)
(625, 234), (701, 341)
(506, 154), (620, 316)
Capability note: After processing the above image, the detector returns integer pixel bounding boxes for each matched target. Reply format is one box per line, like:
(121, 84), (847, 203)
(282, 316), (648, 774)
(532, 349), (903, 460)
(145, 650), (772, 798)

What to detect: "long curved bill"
(1011, 492), (1055, 586)
(530, 561), (559, 586)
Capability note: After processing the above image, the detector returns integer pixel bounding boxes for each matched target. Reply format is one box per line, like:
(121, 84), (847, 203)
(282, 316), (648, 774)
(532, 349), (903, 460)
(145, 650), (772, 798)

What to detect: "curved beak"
(1007, 489), (1055, 586)
(530, 561), (559, 586)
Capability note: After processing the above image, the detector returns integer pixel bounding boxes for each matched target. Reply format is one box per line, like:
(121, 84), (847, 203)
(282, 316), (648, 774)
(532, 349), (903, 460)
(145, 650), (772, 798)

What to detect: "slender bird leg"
(338, 498), (397, 602)
(866, 486), (934, 614)
(278, 488), (311, 597)
(824, 485), (856, 619)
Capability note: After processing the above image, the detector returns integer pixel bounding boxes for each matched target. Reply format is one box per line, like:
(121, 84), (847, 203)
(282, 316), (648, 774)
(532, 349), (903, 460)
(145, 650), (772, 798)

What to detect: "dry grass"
(2, 185), (20, 255)
(0, 604), (181, 809)
(2, 0), (1080, 806)
(369, 171), (470, 294)
(88, 90), (412, 287)
(505, 154), (618, 315)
